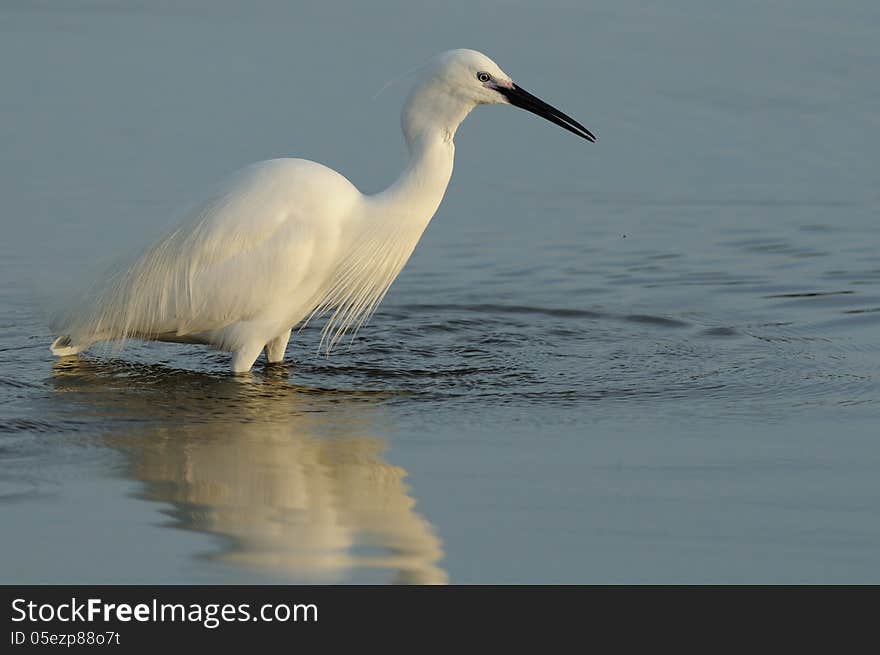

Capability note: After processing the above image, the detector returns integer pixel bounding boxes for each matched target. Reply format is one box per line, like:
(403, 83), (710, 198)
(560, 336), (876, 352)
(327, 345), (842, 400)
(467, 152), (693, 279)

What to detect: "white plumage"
(51, 49), (594, 372)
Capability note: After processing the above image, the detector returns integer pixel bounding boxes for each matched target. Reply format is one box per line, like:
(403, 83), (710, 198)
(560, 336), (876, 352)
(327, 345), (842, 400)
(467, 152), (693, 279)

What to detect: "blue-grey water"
(1, 1), (879, 583)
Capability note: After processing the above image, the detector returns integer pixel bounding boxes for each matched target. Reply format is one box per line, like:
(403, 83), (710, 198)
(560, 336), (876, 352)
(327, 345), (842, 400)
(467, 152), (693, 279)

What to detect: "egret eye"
(476, 72), (492, 83)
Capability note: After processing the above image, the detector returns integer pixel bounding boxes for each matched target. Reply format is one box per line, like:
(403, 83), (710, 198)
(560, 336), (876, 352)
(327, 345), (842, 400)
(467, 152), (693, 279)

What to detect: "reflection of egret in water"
(50, 358), (446, 584)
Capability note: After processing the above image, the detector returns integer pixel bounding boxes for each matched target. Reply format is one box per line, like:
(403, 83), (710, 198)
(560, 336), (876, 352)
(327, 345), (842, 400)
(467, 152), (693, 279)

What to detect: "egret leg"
(230, 341), (264, 374)
(264, 329), (292, 364)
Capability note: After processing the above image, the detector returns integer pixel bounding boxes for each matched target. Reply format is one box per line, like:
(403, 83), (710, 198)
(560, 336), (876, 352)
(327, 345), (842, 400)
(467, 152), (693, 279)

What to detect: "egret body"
(51, 49), (594, 372)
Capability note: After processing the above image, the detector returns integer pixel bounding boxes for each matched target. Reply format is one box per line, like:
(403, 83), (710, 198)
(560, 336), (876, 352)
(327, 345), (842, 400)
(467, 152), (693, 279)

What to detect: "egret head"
(415, 49), (595, 143)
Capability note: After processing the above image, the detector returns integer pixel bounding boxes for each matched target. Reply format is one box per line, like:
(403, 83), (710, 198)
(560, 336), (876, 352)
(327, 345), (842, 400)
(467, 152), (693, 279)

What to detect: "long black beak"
(498, 83), (596, 143)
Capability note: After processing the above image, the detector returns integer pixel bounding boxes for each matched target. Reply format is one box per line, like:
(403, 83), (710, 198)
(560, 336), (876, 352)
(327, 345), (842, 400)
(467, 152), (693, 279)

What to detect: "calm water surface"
(1, 2), (879, 583)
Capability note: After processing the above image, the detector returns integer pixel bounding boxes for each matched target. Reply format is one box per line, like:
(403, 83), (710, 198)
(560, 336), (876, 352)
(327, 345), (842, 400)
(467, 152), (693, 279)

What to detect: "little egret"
(51, 49), (595, 373)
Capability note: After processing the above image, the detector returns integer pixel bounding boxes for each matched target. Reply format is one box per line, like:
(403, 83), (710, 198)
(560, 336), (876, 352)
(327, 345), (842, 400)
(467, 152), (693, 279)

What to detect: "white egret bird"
(51, 49), (595, 373)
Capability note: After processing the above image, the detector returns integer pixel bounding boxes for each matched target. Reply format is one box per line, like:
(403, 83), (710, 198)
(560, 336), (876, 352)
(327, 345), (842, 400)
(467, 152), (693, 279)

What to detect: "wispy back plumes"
(306, 213), (422, 353)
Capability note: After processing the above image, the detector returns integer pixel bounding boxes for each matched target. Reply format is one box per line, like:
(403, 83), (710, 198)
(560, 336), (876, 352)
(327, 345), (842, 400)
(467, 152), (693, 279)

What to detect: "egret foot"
(50, 336), (86, 357)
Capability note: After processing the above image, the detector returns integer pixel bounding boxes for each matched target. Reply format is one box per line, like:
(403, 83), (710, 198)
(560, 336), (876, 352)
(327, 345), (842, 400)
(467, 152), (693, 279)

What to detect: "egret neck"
(369, 76), (475, 226)
(314, 81), (476, 351)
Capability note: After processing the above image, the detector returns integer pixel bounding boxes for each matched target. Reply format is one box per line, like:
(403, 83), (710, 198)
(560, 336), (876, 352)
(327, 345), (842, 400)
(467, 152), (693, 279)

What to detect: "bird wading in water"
(51, 49), (595, 373)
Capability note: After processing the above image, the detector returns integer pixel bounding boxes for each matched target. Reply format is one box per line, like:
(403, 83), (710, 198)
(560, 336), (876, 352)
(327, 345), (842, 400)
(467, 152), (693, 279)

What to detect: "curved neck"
(371, 131), (453, 222)
(368, 82), (475, 226)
